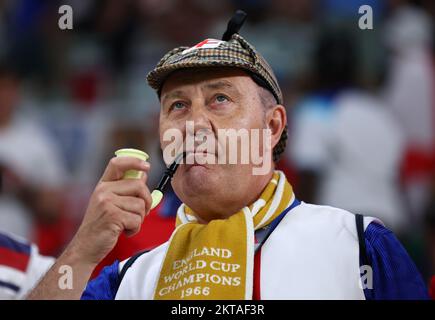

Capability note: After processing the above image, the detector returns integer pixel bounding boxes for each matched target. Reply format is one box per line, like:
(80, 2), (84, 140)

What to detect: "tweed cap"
(146, 15), (287, 162)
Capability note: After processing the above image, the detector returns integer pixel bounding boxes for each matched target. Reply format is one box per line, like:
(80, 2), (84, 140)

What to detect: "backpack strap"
(355, 213), (370, 267)
(117, 249), (150, 287)
(254, 199), (300, 253)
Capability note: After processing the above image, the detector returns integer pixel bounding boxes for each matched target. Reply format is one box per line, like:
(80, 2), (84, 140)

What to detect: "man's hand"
(71, 156), (152, 265)
(27, 156), (151, 299)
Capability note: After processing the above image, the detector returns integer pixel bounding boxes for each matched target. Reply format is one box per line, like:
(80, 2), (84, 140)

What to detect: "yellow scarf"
(153, 170), (294, 300)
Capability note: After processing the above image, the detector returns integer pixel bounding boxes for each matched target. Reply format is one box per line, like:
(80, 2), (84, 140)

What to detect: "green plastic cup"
(114, 148), (149, 179)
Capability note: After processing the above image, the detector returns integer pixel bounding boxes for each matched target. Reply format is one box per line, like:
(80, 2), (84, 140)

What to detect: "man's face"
(159, 68), (274, 217)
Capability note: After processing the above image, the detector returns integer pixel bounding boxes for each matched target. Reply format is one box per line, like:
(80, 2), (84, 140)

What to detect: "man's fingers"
(109, 205), (143, 237)
(121, 212), (142, 237)
(101, 157), (150, 182)
(113, 195), (147, 220)
(100, 180), (152, 214)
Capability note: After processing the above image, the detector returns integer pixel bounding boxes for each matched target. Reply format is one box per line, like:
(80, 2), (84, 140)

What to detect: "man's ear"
(267, 105), (287, 150)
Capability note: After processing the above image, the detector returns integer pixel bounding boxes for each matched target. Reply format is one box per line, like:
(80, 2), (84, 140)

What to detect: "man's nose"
(186, 101), (213, 136)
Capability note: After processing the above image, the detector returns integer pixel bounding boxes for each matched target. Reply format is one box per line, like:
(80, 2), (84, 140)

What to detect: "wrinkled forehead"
(159, 67), (256, 100)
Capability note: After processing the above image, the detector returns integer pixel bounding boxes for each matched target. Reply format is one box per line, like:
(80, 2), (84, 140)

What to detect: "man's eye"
(171, 102), (186, 110)
(214, 95), (229, 104)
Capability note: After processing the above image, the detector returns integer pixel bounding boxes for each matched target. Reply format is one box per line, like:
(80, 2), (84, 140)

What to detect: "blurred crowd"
(0, 0), (434, 285)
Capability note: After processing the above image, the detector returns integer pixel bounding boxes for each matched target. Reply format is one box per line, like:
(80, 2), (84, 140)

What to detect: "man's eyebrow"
(161, 90), (185, 104)
(161, 80), (239, 103)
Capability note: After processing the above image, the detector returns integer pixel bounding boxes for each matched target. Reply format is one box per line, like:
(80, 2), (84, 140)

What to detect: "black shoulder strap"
(254, 199), (300, 253)
(117, 249), (150, 287)
(355, 213), (370, 267)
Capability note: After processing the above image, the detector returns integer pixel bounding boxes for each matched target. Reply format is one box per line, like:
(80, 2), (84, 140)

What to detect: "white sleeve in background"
(17, 245), (55, 299)
(289, 99), (334, 171)
(0, 232), (54, 300)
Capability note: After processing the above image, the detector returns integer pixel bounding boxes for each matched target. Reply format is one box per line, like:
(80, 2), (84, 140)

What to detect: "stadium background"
(0, 0), (433, 287)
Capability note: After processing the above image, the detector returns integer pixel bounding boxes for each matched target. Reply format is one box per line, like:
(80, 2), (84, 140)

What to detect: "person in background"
(288, 30), (406, 233)
(383, 4), (435, 225)
(0, 62), (68, 254)
(0, 231), (54, 299)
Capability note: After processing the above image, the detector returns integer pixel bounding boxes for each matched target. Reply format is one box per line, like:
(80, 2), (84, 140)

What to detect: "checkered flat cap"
(146, 12), (287, 162)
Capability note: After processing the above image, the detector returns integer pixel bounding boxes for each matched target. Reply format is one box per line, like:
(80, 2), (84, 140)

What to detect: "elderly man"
(28, 14), (428, 300)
